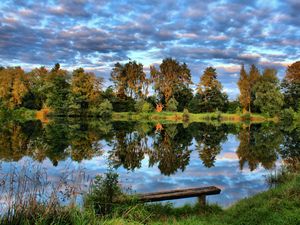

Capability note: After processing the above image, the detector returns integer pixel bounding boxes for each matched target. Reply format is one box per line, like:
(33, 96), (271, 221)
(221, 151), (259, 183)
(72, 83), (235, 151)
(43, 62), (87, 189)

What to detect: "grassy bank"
(2, 169), (299, 225)
(112, 111), (277, 123)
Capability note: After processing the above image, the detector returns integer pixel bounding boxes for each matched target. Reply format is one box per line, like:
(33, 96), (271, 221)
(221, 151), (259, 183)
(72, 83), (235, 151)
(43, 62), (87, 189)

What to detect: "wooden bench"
(136, 186), (221, 206)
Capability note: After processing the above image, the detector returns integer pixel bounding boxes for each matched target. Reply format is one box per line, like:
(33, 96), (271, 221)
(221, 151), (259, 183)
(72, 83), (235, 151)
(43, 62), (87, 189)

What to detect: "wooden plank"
(137, 186), (221, 202)
(198, 195), (206, 206)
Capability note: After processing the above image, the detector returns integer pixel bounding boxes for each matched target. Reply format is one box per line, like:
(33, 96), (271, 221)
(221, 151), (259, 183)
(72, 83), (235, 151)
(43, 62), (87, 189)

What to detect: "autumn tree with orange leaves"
(281, 61), (300, 111)
(0, 67), (28, 109)
(111, 60), (148, 99)
(150, 58), (192, 104)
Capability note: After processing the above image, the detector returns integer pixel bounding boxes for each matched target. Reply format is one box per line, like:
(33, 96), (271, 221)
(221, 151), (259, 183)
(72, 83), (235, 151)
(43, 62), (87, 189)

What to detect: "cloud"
(0, 0), (299, 98)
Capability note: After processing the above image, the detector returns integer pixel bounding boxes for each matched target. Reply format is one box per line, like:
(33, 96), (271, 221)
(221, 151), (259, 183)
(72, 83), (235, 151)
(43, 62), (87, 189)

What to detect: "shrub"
(90, 100), (113, 118)
(182, 108), (190, 122)
(241, 112), (251, 121)
(135, 100), (153, 113)
(85, 171), (123, 216)
(166, 97), (178, 112)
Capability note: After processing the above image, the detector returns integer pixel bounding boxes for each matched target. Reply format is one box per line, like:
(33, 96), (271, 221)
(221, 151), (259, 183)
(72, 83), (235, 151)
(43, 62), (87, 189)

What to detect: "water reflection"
(237, 124), (283, 171)
(0, 118), (299, 206)
(0, 119), (299, 172)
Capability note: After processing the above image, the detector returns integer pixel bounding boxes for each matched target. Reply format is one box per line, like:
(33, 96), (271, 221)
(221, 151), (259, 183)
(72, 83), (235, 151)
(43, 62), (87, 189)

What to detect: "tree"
(135, 99), (153, 113)
(0, 67), (28, 109)
(165, 97), (178, 112)
(70, 68), (102, 115)
(173, 85), (193, 111)
(196, 67), (228, 112)
(254, 69), (283, 116)
(150, 58), (192, 104)
(238, 65), (250, 113)
(44, 63), (70, 114)
(23, 66), (48, 109)
(111, 61), (148, 99)
(249, 64), (261, 112)
(281, 61), (300, 111)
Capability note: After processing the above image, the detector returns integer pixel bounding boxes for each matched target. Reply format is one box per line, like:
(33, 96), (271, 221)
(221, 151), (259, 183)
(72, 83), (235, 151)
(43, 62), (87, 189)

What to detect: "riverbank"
(1, 170), (299, 225)
(112, 111), (277, 123)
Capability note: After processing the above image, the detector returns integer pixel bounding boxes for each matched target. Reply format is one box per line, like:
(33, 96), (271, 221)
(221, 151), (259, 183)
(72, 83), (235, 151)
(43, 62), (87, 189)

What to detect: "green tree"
(281, 61), (300, 111)
(249, 64), (261, 112)
(173, 85), (193, 111)
(165, 97), (178, 112)
(238, 65), (250, 113)
(150, 58), (192, 103)
(23, 66), (48, 109)
(44, 64), (70, 114)
(196, 67), (228, 112)
(70, 68), (102, 115)
(254, 69), (283, 116)
(135, 99), (153, 113)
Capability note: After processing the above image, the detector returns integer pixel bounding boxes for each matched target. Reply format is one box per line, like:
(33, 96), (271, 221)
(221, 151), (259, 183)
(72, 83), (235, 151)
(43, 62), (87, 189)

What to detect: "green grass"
(2, 171), (299, 225)
(112, 111), (275, 124)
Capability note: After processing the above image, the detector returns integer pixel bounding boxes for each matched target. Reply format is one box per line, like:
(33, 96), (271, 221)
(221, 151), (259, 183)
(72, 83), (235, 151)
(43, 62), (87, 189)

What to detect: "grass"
(1, 163), (299, 225)
(112, 111), (276, 124)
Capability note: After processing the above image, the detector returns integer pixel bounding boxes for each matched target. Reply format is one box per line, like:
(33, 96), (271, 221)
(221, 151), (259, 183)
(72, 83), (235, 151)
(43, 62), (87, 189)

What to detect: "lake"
(0, 119), (299, 210)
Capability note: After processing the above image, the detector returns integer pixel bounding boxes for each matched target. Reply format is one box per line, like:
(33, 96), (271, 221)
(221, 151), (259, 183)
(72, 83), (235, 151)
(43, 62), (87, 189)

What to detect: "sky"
(0, 0), (299, 98)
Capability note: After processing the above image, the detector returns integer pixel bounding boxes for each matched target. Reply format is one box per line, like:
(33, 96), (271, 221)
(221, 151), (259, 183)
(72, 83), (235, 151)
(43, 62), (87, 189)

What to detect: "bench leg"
(198, 195), (206, 206)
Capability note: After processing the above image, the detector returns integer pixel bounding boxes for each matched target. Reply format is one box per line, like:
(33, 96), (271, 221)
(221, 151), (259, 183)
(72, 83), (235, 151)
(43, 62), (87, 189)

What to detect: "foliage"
(135, 99), (153, 113)
(173, 85), (194, 111)
(85, 171), (123, 216)
(111, 96), (135, 112)
(196, 67), (228, 112)
(44, 64), (70, 115)
(22, 66), (48, 110)
(89, 99), (113, 118)
(0, 67), (29, 109)
(253, 68), (283, 116)
(69, 68), (102, 115)
(165, 97), (178, 112)
(150, 58), (192, 102)
(182, 108), (190, 122)
(226, 100), (241, 113)
(238, 65), (251, 113)
(281, 61), (300, 111)
(111, 60), (148, 99)
(249, 64), (261, 113)
(279, 108), (295, 124)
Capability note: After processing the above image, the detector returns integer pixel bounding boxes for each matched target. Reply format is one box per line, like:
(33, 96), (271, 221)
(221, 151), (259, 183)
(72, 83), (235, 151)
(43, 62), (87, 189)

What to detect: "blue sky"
(0, 0), (299, 98)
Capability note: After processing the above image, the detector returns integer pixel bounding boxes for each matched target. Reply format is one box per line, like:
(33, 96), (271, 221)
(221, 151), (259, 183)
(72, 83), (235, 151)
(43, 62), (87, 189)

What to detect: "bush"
(111, 97), (135, 112)
(85, 171), (123, 216)
(182, 108), (190, 122)
(135, 100), (153, 113)
(241, 112), (251, 121)
(90, 100), (113, 118)
(166, 97), (178, 112)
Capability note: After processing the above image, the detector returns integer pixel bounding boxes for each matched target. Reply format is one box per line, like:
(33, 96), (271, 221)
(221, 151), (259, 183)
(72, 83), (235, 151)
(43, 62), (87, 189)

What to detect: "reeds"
(0, 161), (88, 224)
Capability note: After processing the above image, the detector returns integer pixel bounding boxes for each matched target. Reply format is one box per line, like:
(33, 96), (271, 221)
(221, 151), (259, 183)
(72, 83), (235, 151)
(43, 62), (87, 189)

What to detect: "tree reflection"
(0, 121), (42, 161)
(0, 118), (299, 175)
(237, 123), (283, 171)
(148, 124), (192, 175)
(280, 125), (300, 172)
(190, 123), (228, 168)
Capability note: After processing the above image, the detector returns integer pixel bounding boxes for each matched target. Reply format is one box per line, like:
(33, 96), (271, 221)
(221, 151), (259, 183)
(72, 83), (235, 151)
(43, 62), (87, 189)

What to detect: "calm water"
(0, 119), (299, 208)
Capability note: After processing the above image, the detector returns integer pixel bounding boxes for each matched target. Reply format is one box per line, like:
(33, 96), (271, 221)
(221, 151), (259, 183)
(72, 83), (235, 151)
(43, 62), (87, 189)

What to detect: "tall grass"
(0, 161), (88, 225)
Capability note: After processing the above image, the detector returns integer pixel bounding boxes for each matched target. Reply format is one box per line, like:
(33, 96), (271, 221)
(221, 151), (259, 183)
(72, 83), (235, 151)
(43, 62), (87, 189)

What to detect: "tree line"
(0, 59), (299, 117)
